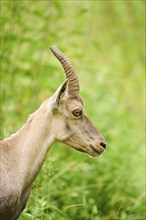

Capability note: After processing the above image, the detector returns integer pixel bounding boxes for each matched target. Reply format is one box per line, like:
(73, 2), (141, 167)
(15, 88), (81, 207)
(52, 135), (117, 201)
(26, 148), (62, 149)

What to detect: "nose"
(100, 142), (106, 149)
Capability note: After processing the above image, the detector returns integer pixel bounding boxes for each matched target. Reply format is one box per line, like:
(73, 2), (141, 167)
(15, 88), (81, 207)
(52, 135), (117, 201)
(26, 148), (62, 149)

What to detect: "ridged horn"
(50, 45), (79, 96)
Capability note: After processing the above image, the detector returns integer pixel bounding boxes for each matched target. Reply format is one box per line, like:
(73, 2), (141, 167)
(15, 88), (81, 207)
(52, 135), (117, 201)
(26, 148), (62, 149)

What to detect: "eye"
(72, 109), (82, 118)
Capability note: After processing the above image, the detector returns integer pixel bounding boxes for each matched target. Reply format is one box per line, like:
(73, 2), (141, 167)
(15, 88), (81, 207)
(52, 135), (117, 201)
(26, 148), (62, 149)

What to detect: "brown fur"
(0, 47), (106, 219)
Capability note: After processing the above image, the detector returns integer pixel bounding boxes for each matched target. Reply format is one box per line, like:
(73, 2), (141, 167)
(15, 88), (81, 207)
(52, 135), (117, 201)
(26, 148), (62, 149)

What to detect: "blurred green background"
(0, 1), (145, 220)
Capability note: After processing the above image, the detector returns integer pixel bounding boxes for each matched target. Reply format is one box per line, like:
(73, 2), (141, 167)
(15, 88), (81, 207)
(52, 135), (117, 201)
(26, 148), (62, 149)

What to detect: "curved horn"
(50, 45), (79, 96)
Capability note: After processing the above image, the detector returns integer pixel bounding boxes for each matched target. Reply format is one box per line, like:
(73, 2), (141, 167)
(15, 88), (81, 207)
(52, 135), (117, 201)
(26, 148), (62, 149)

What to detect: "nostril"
(100, 142), (106, 149)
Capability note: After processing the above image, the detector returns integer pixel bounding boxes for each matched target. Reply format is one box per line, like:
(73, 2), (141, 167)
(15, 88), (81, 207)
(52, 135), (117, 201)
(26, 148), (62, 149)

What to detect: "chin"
(87, 152), (100, 158)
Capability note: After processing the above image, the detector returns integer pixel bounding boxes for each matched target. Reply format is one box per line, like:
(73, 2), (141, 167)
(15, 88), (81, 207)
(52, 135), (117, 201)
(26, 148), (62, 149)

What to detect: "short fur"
(0, 47), (106, 220)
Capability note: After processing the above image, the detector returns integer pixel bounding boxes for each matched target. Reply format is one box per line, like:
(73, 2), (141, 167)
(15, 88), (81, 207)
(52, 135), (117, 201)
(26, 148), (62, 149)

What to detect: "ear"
(48, 80), (68, 112)
(56, 80), (68, 105)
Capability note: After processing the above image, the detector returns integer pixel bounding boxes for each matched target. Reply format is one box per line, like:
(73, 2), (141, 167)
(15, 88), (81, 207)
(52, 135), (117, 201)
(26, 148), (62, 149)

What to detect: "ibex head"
(48, 46), (106, 157)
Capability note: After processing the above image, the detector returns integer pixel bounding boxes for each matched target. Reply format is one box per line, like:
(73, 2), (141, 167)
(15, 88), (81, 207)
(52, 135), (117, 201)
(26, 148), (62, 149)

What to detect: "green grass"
(0, 1), (145, 220)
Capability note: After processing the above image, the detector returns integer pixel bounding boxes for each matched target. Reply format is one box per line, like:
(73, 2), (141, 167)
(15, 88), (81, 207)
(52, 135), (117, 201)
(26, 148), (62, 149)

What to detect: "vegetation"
(1, 1), (145, 220)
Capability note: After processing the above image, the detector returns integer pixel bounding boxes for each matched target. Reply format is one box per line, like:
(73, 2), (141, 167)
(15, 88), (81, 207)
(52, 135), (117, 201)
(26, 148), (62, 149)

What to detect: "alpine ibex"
(0, 46), (106, 220)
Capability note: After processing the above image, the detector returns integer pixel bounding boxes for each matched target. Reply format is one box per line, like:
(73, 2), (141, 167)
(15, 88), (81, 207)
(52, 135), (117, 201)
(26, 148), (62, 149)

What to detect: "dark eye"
(72, 109), (82, 117)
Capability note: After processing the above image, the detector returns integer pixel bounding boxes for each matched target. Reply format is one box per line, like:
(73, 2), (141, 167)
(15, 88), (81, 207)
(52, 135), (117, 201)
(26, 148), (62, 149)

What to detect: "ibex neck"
(7, 100), (55, 189)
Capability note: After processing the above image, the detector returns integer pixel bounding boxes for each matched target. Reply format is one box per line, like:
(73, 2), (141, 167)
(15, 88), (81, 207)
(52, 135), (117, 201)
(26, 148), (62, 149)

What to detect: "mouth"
(64, 140), (104, 157)
(90, 145), (101, 154)
(88, 144), (105, 157)
(90, 144), (101, 154)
